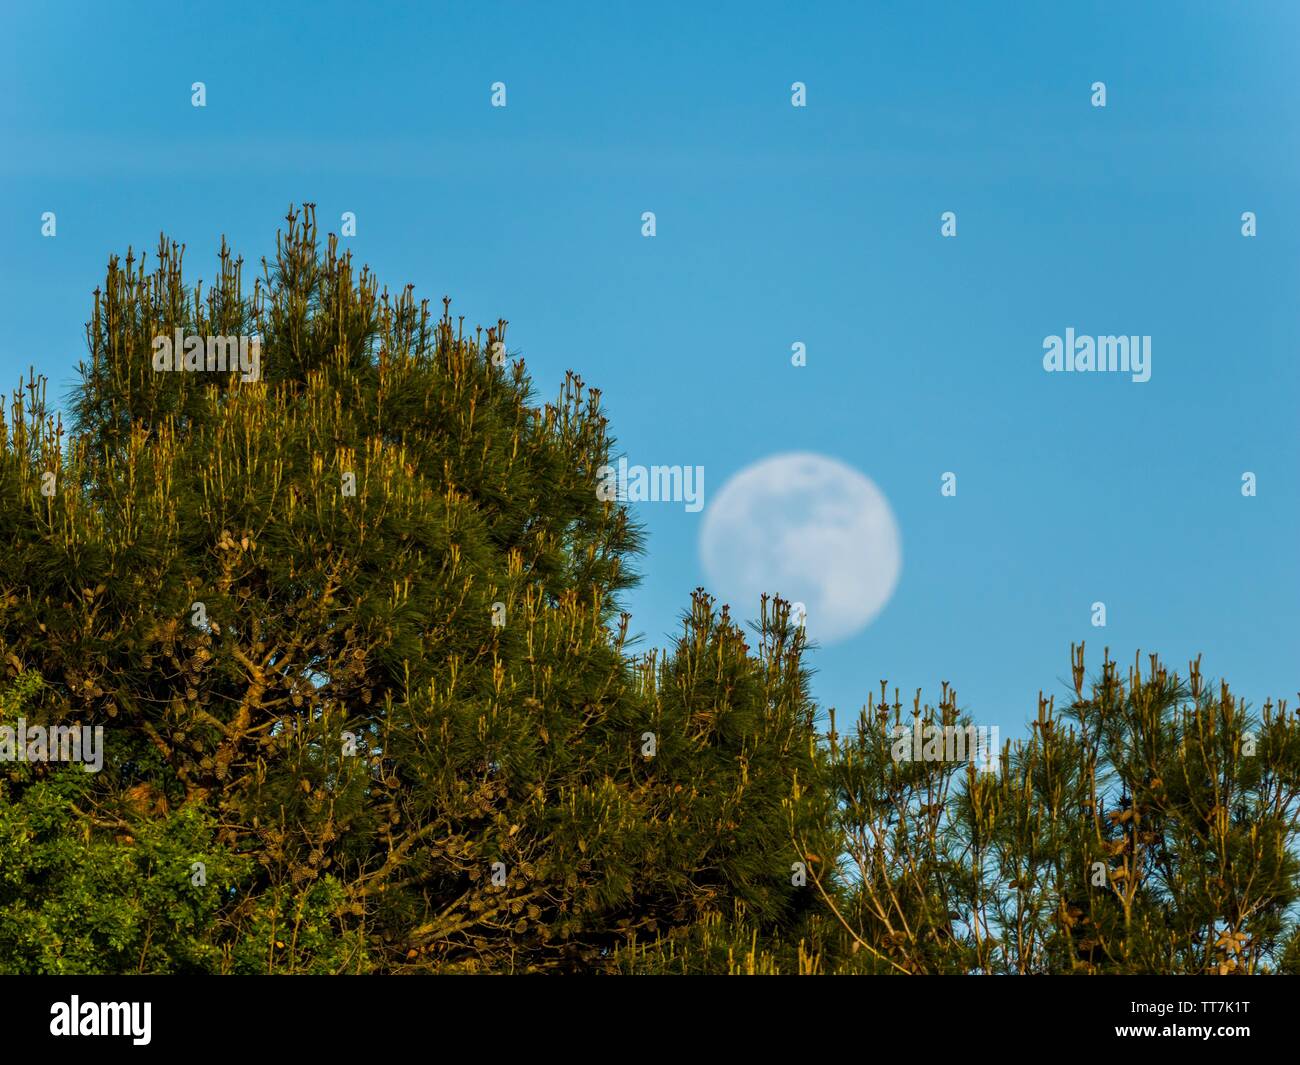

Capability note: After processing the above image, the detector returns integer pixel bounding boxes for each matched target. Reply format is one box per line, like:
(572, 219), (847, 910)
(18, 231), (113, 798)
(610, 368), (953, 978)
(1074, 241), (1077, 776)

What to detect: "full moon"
(698, 452), (902, 644)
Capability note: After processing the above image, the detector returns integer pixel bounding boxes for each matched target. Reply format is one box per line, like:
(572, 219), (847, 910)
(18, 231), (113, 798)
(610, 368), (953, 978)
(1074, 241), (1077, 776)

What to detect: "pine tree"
(812, 645), (1300, 974)
(0, 205), (832, 973)
(5, 204), (1292, 977)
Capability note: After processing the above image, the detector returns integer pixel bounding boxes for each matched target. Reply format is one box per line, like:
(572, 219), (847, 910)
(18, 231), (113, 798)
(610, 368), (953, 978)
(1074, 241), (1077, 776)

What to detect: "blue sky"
(2, 1), (1297, 742)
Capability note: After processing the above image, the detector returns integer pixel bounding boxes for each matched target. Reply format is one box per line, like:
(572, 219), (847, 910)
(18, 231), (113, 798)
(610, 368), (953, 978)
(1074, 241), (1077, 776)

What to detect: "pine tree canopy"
(0, 205), (831, 974)
(1, 206), (1296, 974)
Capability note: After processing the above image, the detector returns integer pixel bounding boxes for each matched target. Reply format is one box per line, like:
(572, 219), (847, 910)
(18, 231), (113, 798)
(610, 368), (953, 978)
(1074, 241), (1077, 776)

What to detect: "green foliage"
(804, 645), (1300, 975)
(0, 206), (829, 973)
(611, 903), (841, 975)
(1, 206), (1294, 974)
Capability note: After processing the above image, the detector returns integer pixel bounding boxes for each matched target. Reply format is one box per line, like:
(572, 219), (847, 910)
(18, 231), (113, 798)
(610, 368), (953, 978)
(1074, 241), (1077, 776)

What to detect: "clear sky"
(2, 1), (1297, 742)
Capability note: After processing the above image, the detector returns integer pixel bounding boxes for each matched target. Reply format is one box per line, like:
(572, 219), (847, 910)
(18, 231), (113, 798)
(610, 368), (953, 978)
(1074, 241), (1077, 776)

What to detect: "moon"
(698, 452), (902, 644)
